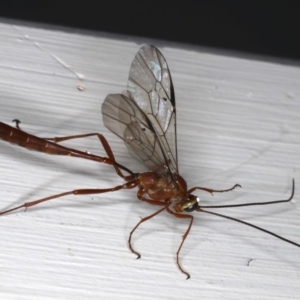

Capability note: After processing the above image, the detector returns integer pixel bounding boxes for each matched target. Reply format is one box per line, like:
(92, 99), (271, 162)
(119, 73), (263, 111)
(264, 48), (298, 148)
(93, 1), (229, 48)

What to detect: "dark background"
(2, 1), (300, 61)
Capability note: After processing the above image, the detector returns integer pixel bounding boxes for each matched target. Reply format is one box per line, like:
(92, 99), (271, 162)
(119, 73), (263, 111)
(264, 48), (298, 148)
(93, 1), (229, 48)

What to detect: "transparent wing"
(128, 45), (177, 173)
(102, 45), (178, 174)
(102, 93), (167, 170)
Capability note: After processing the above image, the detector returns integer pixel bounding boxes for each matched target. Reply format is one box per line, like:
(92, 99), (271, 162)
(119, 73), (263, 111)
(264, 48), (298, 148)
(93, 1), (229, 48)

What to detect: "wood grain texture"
(0, 20), (299, 300)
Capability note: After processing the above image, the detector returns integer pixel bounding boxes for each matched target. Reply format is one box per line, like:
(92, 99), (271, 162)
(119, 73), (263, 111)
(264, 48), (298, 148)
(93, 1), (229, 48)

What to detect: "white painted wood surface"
(0, 20), (299, 300)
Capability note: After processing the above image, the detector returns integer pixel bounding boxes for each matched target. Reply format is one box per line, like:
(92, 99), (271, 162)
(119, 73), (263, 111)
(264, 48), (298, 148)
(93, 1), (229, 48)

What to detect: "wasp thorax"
(138, 172), (160, 188)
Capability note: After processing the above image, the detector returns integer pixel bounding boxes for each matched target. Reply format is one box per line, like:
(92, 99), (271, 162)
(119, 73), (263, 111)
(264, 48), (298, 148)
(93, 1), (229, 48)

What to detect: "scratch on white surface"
(246, 92), (253, 98)
(286, 91), (295, 99)
(202, 132), (286, 184)
(247, 258), (255, 266)
(35, 42), (86, 91)
(13, 25), (86, 91)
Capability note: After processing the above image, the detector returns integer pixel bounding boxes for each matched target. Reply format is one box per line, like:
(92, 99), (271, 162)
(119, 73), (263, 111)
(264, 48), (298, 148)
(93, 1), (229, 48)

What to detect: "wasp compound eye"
(182, 195), (200, 212)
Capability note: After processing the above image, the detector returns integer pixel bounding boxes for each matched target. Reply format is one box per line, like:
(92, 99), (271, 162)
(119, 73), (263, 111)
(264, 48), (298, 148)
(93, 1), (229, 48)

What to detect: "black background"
(1, 1), (300, 61)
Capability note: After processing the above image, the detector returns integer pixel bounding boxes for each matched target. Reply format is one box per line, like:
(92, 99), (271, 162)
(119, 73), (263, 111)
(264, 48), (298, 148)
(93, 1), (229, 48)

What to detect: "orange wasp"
(0, 45), (298, 279)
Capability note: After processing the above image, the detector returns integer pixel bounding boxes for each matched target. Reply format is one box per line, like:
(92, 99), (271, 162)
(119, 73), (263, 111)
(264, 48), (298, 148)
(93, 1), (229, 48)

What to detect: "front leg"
(128, 205), (167, 259)
(127, 188), (169, 260)
(188, 183), (241, 195)
(166, 207), (194, 279)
